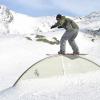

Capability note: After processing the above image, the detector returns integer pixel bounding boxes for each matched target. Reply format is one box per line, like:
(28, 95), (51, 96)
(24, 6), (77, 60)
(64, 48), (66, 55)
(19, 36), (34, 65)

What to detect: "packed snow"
(0, 5), (100, 100)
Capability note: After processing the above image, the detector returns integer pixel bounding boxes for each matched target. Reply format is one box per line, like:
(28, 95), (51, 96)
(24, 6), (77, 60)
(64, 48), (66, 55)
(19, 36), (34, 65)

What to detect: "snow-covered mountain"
(85, 11), (100, 21)
(77, 11), (100, 35)
(0, 5), (56, 35)
(0, 5), (13, 35)
(0, 5), (100, 36)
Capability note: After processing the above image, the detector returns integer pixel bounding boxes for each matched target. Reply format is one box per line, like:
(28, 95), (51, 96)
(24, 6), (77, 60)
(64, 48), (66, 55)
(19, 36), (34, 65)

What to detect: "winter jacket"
(52, 16), (79, 31)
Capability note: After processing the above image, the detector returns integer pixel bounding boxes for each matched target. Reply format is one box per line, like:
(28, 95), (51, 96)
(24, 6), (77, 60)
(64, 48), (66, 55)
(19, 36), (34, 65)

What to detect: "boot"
(58, 50), (65, 55)
(73, 52), (79, 55)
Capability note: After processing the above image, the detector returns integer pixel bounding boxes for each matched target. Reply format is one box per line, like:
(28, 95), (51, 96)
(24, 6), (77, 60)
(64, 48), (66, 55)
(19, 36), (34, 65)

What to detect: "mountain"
(0, 5), (56, 35)
(0, 5), (13, 23)
(77, 11), (100, 35)
(0, 5), (100, 36)
(0, 5), (13, 35)
(85, 11), (100, 21)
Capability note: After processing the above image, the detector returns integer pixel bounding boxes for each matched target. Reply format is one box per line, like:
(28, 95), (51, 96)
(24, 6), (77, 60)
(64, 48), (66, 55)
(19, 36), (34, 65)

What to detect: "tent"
(14, 55), (100, 85)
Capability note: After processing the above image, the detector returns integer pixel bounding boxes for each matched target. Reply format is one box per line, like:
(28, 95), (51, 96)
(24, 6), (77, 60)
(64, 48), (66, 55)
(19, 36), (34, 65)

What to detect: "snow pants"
(60, 28), (79, 53)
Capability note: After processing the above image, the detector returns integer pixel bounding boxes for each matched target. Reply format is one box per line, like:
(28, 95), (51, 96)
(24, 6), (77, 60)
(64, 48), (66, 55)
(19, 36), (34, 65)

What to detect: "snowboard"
(46, 53), (88, 56)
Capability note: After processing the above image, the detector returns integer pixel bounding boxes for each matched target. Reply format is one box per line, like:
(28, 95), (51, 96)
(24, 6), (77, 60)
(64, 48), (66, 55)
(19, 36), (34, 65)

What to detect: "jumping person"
(51, 14), (79, 55)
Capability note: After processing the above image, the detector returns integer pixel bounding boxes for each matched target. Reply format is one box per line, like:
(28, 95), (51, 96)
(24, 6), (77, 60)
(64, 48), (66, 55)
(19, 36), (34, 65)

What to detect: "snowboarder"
(51, 14), (79, 55)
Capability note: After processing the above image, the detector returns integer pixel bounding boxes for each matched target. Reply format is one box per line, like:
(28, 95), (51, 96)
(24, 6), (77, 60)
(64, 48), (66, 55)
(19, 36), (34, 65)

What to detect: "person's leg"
(68, 29), (79, 54)
(59, 31), (71, 54)
(59, 38), (66, 54)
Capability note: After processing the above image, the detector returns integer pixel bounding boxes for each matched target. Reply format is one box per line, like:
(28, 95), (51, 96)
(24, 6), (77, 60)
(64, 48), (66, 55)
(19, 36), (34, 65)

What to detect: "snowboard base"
(46, 53), (88, 56)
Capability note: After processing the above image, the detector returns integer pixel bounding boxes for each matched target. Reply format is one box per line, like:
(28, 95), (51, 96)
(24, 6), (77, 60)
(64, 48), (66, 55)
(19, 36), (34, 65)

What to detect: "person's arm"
(51, 22), (59, 29)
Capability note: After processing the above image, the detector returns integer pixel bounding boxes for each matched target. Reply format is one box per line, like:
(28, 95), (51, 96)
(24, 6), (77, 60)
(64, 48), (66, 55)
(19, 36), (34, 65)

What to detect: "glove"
(50, 25), (55, 29)
(58, 26), (63, 28)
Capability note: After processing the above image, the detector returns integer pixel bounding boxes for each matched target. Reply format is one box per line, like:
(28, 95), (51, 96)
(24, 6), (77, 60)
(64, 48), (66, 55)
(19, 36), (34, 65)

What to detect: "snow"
(0, 5), (100, 100)
(1, 72), (100, 100)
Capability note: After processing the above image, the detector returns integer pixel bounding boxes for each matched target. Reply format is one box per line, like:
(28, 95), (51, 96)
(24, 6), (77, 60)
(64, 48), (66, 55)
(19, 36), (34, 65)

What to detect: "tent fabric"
(14, 55), (100, 86)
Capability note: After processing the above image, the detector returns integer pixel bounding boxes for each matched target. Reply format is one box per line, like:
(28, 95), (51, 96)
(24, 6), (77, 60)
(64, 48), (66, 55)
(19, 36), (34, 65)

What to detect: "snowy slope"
(0, 5), (100, 100)
(0, 32), (100, 100)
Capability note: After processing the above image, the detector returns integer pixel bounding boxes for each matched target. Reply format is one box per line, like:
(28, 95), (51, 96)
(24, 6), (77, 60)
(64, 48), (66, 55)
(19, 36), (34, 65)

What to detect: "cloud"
(1, 0), (100, 16)
(50, 0), (100, 15)
(8, 0), (53, 9)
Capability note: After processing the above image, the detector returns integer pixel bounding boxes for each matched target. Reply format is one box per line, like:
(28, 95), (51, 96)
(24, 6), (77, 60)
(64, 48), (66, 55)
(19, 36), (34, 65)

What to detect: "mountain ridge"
(0, 5), (100, 35)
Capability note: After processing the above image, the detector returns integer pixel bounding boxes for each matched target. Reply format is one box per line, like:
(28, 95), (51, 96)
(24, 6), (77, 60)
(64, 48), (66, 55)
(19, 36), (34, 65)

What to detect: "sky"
(0, 0), (100, 17)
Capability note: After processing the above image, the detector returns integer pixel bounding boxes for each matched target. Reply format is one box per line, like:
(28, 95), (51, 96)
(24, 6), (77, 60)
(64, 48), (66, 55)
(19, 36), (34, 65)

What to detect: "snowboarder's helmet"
(56, 14), (62, 20)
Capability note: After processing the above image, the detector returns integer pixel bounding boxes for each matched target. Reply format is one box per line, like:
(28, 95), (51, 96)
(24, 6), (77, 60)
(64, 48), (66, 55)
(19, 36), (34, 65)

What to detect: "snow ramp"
(14, 55), (100, 85)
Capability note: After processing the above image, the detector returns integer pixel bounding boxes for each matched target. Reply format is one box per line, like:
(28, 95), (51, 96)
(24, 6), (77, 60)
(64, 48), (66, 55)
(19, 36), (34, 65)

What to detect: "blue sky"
(0, 0), (100, 17)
